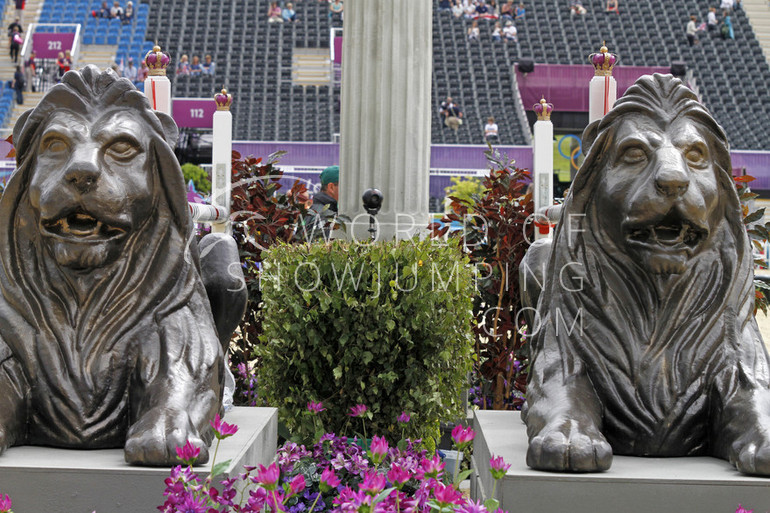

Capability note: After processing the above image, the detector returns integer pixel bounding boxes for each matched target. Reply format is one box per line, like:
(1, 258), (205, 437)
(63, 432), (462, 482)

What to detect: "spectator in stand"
(7, 17), (22, 38)
(686, 15), (697, 46)
(110, 1), (124, 19)
(707, 7), (718, 33)
(464, 1), (477, 19)
(735, 0), (742, 11)
(268, 1), (283, 22)
(9, 26), (22, 63)
(503, 20), (517, 41)
(24, 50), (35, 92)
(12, 65), (24, 104)
(721, 10), (734, 39)
(56, 51), (70, 79)
(99, 1), (111, 18)
(476, 1), (497, 20)
(176, 54), (191, 75)
(440, 97), (464, 131)
(452, 0), (464, 18)
(202, 54), (216, 75)
(123, 1), (134, 23)
(438, 0), (452, 11)
(122, 57), (138, 82)
(282, 2), (297, 22)
(484, 116), (499, 142)
(720, 0), (733, 12)
(606, 0), (618, 13)
(570, 0), (587, 16)
(467, 20), (480, 41)
(329, 0), (343, 21)
(515, 3), (526, 19)
(491, 21), (502, 41)
(190, 55), (202, 76)
(500, 0), (514, 19)
(137, 59), (149, 84)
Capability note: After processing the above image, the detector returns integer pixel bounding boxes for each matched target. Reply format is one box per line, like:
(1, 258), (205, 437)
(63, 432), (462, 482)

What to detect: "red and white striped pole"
(532, 98), (554, 240)
(588, 42), (618, 123)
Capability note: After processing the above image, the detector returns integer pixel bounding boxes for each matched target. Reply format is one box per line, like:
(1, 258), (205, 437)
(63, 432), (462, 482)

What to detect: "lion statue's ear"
(155, 111), (179, 148)
(581, 119), (601, 156)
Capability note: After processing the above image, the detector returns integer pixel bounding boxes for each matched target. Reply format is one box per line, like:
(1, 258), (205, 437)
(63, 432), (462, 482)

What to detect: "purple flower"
(210, 413), (239, 440)
(254, 462), (280, 490)
(175, 440), (201, 465)
(489, 455), (511, 480)
(736, 506), (754, 513)
(307, 401), (325, 414)
(415, 455), (445, 480)
(359, 470), (387, 495)
(287, 474), (306, 497)
(369, 435), (388, 464)
(348, 404), (368, 418)
(432, 482), (464, 507)
(0, 494), (11, 512)
(387, 464), (411, 488)
(320, 467), (341, 493)
(458, 499), (487, 513)
(176, 493), (208, 513)
(451, 425), (475, 448)
(397, 412), (411, 424)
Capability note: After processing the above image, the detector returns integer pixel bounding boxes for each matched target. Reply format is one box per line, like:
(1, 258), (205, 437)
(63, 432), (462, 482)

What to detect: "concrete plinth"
(472, 411), (770, 513)
(0, 407), (277, 512)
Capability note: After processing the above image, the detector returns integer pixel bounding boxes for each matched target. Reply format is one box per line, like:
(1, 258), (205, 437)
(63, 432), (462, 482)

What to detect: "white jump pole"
(588, 42), (618, 123)
(211, 89), (233, 234)
(532, 98), (554, 240)
(143, 45), (171, 115)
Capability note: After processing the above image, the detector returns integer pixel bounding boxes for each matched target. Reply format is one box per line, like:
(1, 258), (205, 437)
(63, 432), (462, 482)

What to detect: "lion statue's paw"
(526, 420), (612, 472)
(730, 432), (770, 476)
(124, 409), (210, 466)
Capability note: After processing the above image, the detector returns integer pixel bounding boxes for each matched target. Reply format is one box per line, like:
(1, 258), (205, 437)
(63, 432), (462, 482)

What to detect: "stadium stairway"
(743, 0), (770, 64)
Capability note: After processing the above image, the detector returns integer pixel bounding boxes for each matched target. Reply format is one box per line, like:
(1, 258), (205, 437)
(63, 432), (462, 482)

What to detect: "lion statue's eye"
(621, 147), (647, 164)
(106, 140), (140, 160)
(685, 148), (706, 167)
(42, 137), (69, 153)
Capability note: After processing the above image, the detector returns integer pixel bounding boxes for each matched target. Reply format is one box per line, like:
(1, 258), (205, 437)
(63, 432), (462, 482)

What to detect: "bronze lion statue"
(521, 73), (770, 475)
(0, 66), (246, 466)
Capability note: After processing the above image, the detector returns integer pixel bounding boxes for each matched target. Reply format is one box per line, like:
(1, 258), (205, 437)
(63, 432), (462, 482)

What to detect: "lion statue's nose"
(654, 167), (689, 197)
(64, 167), (100, 194)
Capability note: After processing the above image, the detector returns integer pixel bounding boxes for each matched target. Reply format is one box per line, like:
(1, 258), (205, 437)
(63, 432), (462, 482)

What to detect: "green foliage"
(736, 174), (770, 315)
(258, 239), (475, 444)
(444, 176), (485, 209)
(182, 162), (212, 195)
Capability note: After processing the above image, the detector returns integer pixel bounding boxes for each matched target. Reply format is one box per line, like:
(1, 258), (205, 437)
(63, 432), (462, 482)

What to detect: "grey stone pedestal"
(472, 410), (770, 513)
(0, 407), (277, 512)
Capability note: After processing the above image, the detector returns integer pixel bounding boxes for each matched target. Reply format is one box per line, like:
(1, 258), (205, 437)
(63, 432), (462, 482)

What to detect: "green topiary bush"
(258, 238), (475, 444)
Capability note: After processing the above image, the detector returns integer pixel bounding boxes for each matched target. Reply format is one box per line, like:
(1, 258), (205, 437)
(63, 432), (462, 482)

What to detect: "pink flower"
(175, 440), (201, 465)
(432, 482), (464, 506)
(415, 455), (445, 480)
(387, 464), (411, 487)
(369, 435), (389, 464)
(359, 470), (387, 495)
(349, 404), (368, 417)
(736, 506), (754, 513)
(254, 462), (281, 490)
(288, 474), (306, 496)
(397, 412), (411, 424)
(307, 401), (325, 414)
(320, 467), (341, 493)
(266, 489), (287, 512)
(457, 499), (487, 513)
(489, 455), (511, 480)
(210, 413), (239, 440)
(0, 494), (11, 512)
(451, 425), (475, 449)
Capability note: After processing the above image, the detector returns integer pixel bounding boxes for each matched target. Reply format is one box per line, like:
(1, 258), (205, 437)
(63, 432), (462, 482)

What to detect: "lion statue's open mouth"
(521, 73), (770, 476)
(41, 209), (128, 242)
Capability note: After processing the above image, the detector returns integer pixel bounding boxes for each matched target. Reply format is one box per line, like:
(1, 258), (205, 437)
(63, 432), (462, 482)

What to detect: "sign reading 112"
(190, 109), (205, 119)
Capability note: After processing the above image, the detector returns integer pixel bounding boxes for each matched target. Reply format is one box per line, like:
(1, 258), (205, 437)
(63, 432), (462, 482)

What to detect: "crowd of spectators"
(448, 0), (521, 44)
(176, 54), (217, 76)
(93, 0), (134, 24)
(686, 3), (738, 46)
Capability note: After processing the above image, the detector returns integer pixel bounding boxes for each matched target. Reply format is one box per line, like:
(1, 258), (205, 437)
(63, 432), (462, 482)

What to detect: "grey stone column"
(338, 0), (432, 241)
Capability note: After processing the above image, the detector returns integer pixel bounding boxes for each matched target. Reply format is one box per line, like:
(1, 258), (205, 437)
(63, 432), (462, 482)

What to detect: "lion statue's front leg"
(0, 343), (28, 456)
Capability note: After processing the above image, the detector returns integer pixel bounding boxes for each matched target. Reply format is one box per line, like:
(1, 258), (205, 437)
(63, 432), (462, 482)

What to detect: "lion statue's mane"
(0, 66), (223, 456)
(523, 74), (770, 471)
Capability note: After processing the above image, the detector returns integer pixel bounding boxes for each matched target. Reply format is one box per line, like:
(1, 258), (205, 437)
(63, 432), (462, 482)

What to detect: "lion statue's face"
(593, 114), (720, 275)
(27, 109), (155, 270)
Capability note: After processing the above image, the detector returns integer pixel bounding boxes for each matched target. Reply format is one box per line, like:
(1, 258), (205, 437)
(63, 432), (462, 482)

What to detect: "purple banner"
(516, 64), (670, 112)
(172, 98), (217, 129)
(333, 36), (343, 65)
(32, 32), (76, 59)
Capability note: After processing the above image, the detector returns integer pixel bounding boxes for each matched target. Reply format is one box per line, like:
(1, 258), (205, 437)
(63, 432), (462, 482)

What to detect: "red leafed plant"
(429, 149), (534, 410)
(735, 174), (770, 315)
